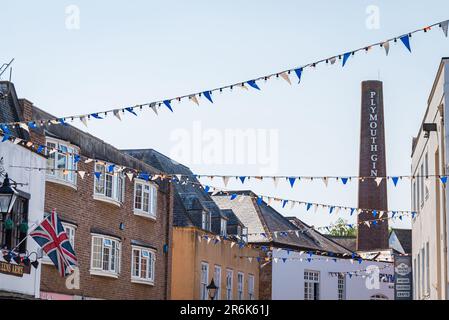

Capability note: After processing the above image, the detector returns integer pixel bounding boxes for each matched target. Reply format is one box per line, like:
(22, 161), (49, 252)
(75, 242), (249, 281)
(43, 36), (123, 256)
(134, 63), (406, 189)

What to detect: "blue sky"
(2, 0), (449, 229)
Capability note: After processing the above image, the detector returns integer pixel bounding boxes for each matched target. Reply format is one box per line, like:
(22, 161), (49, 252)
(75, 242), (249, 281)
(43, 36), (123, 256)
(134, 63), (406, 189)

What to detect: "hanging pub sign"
(394, 255), (413, 300)
(0, 260), (25, 277)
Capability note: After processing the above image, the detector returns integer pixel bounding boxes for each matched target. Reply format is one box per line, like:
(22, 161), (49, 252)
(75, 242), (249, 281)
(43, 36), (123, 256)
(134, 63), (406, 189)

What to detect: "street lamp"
(206, 278), (218, 300)
(0, 174), (18, 214)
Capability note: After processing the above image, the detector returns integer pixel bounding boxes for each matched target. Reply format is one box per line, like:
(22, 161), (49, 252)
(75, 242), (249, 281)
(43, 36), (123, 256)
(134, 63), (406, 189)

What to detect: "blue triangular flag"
(247, 80), (260, 90)
(342, 52), (352, 67)
(203, 91), (213, 103)
(412, 212), (416, 219)
(392, 177), (399, 187)
(358, 258), (363, 264)
(350, 208), (355, 216)
(282, 200), (288, 208)
(37, 145), (44, 154)
(230, 194), (238, 200)
(400, 35), (412, 52)
(294, 68), (303, 83)
(239, 176), (246, 184)
(58, 118), (68, 126)
(108, 164), (115, 173)
(125, 107), (138, 116)
(94, 172), (101, 180)
(307, 258), (312, 263)
(257, 196), (263, 205)
(28, 121), (38, 129)
(373, 210), (377, 217)
(329, 207), (334, 214)
(74, 155), (81, 163)
(282, 258), (287, 263)
(163, 100), (173, 112)
(341, 177), (349, 185)
(306, 203), (312, 211)
(440, 176), (448, 184)
(1, 134), (10, 142)
(91, 113), (103, 120)
(204, 186), (210, 193)
(288, 177), (296, 188)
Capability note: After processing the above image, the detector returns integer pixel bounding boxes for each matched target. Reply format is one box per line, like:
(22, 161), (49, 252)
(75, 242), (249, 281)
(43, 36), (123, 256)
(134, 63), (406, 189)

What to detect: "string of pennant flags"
(0, 19), (448, 131)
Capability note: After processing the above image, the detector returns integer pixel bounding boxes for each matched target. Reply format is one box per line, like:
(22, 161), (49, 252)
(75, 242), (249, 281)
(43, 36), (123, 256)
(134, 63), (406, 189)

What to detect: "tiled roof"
(326, 236), (357, 253)
(122, 149), (225, 232)
(213, 191), (353, 255)
(0, 81), (30, 140)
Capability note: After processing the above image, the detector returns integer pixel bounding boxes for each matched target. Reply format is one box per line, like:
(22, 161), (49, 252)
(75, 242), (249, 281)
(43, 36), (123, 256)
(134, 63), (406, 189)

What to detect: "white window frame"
(338, 274), (346, 300)
(304, 270), (320, 300)
(226, 269), (233, 300)
(220, 218), (227, 237)
(131, 246), (156, 285)
(248, 274), (255, 300)
(214, 265), (221, 300)
(90, 234), (121, 278)
(46, 138), (78, 188)
(201, 211), (211, 231)
(200, 262), (209, 300)
(93, 163), (125, 206)
(237, 272), (244, 300)
(133, 179), (158, 219)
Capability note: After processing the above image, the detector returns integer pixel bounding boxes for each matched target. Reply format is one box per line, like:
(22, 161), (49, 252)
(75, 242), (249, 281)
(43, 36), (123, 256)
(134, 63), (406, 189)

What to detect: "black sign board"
(394, 255), (413, 300)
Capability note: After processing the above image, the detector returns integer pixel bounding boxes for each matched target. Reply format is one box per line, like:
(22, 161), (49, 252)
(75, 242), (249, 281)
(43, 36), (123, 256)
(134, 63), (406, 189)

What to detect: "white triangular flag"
(175, 174), (182, 182)
(365, 221), (371, 228)
(295, 231), (300, 238)
(330, 57), (337, 65)
(13, 138), (22, 145)
(290, 201), (296, 210)
(279, 72), (291, 85)
(272, 177), (279, 188)
(26, 142), (33, 147)
(85, 158), (94, 164)
(198, 235), (202, 242)
(375, 177), (383, 187)
(335, 207), (341, 215)
(322, 177), (329, 187)
(190, 95), (199, 106)
(314, 205), (319, 214)
(113, 110), (122, 121)
(223, 176), (230, 187)
(230, 242), (236, 248)
(207, 238), (211, 244)
(80, 116), (88, 127)
(441, 20), (449, 37)
(19, 123), (29, 133)
(273, 258), (279, 263)
(78, 171), (86, 180)
(150, 103), (158, 115)
(126, 172), (134, 181)
(383, 41), (390, 56)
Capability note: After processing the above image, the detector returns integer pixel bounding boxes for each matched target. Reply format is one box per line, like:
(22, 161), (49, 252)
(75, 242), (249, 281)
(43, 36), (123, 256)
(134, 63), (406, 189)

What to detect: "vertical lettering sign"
(394, 255), (413, 300)
(357, 81), (389, 251)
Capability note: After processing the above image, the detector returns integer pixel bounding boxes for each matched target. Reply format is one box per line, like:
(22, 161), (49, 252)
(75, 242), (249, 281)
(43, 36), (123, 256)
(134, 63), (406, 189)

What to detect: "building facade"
(213, 192), (394, 300)
(123, 149), (260, 300)
(1, 82), (174, 300)
(0, 82), (46, 299)
(411, 58), (449, 300)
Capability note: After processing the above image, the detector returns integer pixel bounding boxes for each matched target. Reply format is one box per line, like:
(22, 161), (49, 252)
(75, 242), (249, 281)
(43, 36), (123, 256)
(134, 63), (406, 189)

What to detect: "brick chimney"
(18, 98), (46, 146)
(357, 81), (389, 251)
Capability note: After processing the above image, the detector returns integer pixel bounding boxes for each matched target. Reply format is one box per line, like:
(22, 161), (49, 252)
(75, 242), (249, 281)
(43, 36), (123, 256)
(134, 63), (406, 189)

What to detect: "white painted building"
(213, 192), (394, 300)
(0, 139), (46, 299)
(411, 58), (449, 300)
(271, 249), (393, 300)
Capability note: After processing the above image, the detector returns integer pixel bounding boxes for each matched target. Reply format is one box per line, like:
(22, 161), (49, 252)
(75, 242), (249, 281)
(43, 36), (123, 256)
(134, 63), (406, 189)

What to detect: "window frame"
(337, 274), (346, 300)
(214, 265), (222, 300)
(93, 163), (125, 205)
(237, 272), (244, 300)
(200, 262), (209, 300)
(133, 179), (158, 219)
(131, 246), (156, 285)
(304, 270), (320, 300)
(90, 234), (121, 278)
(248, 274), (255, 300)
(226, 269), (233, 300)
(220, 218), (227, 237)
(46, 138), (79, 188)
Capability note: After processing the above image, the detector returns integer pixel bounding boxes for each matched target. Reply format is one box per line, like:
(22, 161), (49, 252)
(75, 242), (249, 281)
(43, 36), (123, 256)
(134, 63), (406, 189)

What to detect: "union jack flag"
(30, 209), (78, 277)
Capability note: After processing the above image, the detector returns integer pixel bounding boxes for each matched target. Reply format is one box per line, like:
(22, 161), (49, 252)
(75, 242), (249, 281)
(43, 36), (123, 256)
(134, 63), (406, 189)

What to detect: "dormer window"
(201, 211), (211, 231)
(46, 138), (78, 187)
(220, 218), (227, 237)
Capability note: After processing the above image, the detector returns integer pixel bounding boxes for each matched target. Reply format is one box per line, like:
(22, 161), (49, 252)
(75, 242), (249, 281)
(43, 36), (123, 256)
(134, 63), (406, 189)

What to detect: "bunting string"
(0, 19), (447, 130)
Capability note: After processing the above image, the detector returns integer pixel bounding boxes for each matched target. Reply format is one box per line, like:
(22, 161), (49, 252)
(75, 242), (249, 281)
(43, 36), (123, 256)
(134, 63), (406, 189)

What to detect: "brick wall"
(40, 159), (173, 299)
(258, 260), (272, 300)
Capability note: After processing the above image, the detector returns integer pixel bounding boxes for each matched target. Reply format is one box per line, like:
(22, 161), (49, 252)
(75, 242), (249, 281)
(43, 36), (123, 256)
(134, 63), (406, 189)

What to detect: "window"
(220, 219), (227, 237)
(131, 246), (155, 284)
(420, 164), (424, 207)
(421, 247), (425, 297)
(201, 211), (211, 231)
(242, 227), (248, 243)
(425, 153), (429, 200)
(200, 262), (209, 300)
(214, 265), (221, 300)
(412, 181), (416, 212)
(304, 271), (320, 300)
(413, 258), (417, 299)
(63, 223), (76, 249)
(134, 180), (157, 218)
(0, 197), (29, 253)
(237, 272), (244, 300)
(94, 163), (125, 204)
(90, 235), (121, 276)
(417, 252), (421, 299)
(226, 269), (233, 300)
(248, 274), (255, 300)
(338, 274), (346, 300)
(46, 139), (78, 186)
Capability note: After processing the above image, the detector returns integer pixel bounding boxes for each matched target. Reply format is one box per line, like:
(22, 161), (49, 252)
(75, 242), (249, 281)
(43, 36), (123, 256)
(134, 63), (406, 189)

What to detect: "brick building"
(1, 81), (173, 300)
